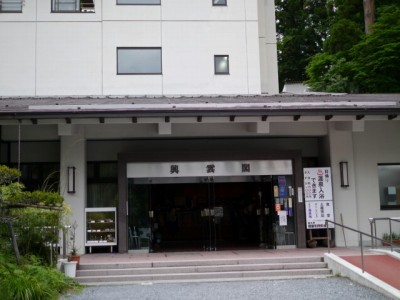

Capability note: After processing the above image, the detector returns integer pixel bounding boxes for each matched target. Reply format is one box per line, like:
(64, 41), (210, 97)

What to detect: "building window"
(213, 0), (227, 6)
(116, 0), (161, 5)
(9, 163), (60, 192)
(87, 162), (118, 208)
(378, 164), (400, 210)
(117, 47), (162, 75)
(0, 0), (23, 12)
(51, 0), (95, 13)
(214, 55), (229, 75)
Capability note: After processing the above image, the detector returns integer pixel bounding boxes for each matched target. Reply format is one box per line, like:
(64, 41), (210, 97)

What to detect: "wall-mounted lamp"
(339, 161), (349, 187)
(67, 166), (76, 193)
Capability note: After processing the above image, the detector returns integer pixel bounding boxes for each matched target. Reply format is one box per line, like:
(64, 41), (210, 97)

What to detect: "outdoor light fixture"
(339, 161), (349, 187)
(67, 166), (76, 193)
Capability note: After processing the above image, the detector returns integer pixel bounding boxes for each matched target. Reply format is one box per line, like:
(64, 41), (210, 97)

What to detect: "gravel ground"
(61, 278), (390, 300)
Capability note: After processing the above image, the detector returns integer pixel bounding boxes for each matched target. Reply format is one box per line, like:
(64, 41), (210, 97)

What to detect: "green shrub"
(0, 254), (80, 300)
(382, 232), (400, 241)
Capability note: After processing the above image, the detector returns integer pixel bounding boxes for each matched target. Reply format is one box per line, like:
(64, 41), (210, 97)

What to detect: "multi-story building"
(1, 0), (399, 254)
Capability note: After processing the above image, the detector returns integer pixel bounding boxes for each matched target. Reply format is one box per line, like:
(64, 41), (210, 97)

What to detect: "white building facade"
(1, 1), (399, 254)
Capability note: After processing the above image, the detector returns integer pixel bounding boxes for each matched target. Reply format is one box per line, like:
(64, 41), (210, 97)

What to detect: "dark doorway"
(128, 176), (279, 252)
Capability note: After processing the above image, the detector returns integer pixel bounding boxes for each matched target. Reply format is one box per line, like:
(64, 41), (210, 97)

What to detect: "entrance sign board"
(303, 168), (335, 229)
(127, 160), (293, 178)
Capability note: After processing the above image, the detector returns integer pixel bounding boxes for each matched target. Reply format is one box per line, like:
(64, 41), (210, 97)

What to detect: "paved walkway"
(62, 277), (390, 300)
(341, 254), (400, 290)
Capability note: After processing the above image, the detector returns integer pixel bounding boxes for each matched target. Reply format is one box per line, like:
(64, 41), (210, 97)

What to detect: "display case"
(85, 207), (117, 253)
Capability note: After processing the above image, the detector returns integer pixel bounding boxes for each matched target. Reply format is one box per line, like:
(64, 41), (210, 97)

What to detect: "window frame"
(212, 0), (227, 6)
(0, 0), (23, 13)
(214, 55), (230, 75)
(116, 0), (161, 5)
(117, 47), (163, 75)
(378, 163), (400, 211)
(51, 0), (95, 13)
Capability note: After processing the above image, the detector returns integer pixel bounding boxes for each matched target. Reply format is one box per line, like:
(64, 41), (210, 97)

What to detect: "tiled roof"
(0, 94), (399, 118)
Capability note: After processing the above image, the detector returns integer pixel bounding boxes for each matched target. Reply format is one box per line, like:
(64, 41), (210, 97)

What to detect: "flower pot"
(307, 239), (318, 248)
(382, 240), (400, 246)
(68, 255), (80, 269)
(57, 258), (68, 271)
(63, 261), (77, 278)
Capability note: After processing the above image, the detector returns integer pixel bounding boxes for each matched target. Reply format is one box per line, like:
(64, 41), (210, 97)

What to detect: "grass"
(0, 253), (81, 300)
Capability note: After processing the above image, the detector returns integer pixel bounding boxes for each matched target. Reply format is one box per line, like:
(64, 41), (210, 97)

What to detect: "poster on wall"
(303, 168), (335, 229)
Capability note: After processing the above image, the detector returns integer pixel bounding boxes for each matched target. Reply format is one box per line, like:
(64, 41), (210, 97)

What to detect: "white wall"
(327, 121), (400, 246)
(258, 0), (279, 94)
(102, 21), (163, 95)
(0, 23), (36, 96)
(353, 121), (400, 239)
(328, 123), (359, 247)
(36, 22), (102, 96)
(0, 0), (278, 96)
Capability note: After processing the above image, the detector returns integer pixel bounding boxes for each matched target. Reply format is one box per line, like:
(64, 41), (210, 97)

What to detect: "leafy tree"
(306, 3), (400, 93)
(0, 165), (66, 264)
(276, 0), (332, 90)
(350, 4), (400, 92)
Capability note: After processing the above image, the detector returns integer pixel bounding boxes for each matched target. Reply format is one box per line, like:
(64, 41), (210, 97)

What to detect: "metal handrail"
(325, 219), (399, 273)
(368, 217), (400, 251)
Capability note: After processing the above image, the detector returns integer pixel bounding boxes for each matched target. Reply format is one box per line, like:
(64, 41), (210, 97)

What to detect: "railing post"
(62, 225), (68, 259)
(389, 219), (393, 252)
(326, 220), (330, 254)
(360, 232), (365, 273)
(369, 218), (374, 248)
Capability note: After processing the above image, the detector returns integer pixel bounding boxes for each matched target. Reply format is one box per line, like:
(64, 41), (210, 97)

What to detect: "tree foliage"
(0, 165), (66, 264)
(306, 3), (400, 93)
(276, 0), (332, 90)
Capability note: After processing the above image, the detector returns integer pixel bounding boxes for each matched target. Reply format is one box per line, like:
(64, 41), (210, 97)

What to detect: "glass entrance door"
(271, 175), (296, 247)
(127, 175), (295, 252)
(201, 177), (216, 251)
(127, 179), (152, 252)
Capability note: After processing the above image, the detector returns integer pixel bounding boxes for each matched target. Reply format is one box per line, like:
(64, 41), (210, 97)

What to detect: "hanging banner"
(278, 176), (287, 197)
(303, 168), (335, 229)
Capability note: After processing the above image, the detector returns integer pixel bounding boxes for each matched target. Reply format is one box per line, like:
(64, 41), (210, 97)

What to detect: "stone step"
(75, 256), (332, 285)
(76, 268), (332, 284)
(78, 256), (323, 270)
(77, 262), (327, 277)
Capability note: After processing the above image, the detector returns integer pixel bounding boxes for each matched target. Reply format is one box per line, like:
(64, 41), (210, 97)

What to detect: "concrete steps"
(76, 256), (332, 285)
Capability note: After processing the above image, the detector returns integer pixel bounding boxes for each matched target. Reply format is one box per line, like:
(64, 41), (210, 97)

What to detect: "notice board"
(303, 167), (335, 229)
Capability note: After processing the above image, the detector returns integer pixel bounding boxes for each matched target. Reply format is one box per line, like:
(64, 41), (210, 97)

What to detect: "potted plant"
(68, 221), (80, 268)
(382, 232), (400, 246)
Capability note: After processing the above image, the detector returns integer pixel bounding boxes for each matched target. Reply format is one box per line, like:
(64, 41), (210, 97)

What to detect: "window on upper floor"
(116, 0), (161, 5)
(214, 55), (229, 75)
(378, 164), (400, 210)
(0, 0), (23, 13)
(117, 48), (162, 75)
(213, 0), (227, 6)
(51, 0), (95, 13)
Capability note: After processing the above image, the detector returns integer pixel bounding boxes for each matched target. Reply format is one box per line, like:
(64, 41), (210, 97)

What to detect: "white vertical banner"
(303, 168), (335, 229)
